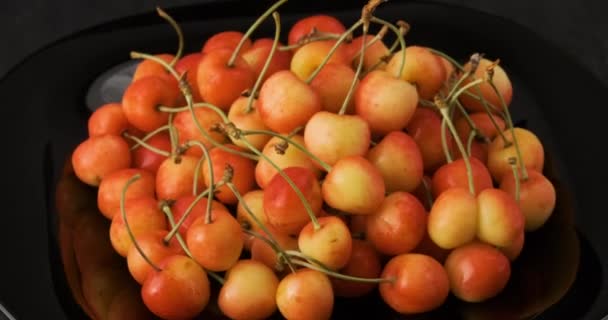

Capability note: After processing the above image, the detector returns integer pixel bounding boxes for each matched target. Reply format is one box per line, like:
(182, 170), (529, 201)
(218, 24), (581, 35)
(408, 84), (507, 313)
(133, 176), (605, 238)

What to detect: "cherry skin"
(187, 209), (244, 272)
(322, 156), (386, 215)
(459, 57), (513, 113)
(109, 196), (168, 257)
(255, 134), (321, 189)
(476, 188), (525, 248)
(287, 14), (346, 46)
(427, 188), (478, 249)
(257, 70), (322, 134)
(298, 215), (353, 270)
(72, 134), (132, 187)
(355, 70), (419, 137)
(303, 111), (371, 166)
(196, 48), (256, 111)
(155, 155), (205, 201)
(444, 241), (511, 302)
(366, 192), (427, 256)
(97, 168), (156, 220)
(263, 166), (323, 236)
(126, 229), (183, 285)
(367, 131), (424, 193)
(276, 268), (334, 320)
(122, 75), (181, 132)
(331, 239), (383, 298)
(201, 30), (251, 54)
(431, 157), (493, 198)
(500, 169), (556, 231)
(131, 131), (171, 174)
(131, 53), (174, 82)
(218, 259), (280, 320)
(309, 63), (358, 114)
(379, 253), (450, 314)
(386, 46), (447, 100)
(141, 255), (210, 320)
(203, 144), (256, 205)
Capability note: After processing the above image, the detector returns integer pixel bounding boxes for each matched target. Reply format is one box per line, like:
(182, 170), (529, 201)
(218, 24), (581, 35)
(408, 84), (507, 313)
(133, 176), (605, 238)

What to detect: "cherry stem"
(244, 12), (281, 114)
(508, 157), (521, 202)
(305, 19), (365, 84)
(239, 136), (321, 231)
(278, 33), (342, 51)
(486, 73), (528, 181)
(455, 101), (490, 143)
(227, 0), (288, 68)
(123, 131), (171, 157)
(290, 258), (394, 284)
(121, 174), (161, 272)
(448, 78), (484, 108)
(128, 125), (170, 151)
(167, 113), (179, 156)
(180, 140), (212, 202)
(338, 22), (368, 115)
(158, 103), (230, 123)
(241, 129), (332, 172)
(241, 228), (295, 273)
(370, 17), (406, 79)
(428, 48), (465, 72)
(156, 7), (184, 66)
(161, 203), (225, 285)
(437, 99), (476, 195)
(467, 130), (476, 158)
(440, 116), (453, 163)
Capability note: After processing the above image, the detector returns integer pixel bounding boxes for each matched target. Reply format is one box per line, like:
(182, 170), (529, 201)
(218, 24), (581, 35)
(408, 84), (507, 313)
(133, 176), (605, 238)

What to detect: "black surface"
(0, 0), (607, 319)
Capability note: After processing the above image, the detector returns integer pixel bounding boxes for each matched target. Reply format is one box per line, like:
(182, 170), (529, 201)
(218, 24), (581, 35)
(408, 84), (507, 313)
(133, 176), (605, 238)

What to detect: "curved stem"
(305, 19), (364, 84)
(245, 12), (281, 114)
(455, 101), (489, 143)
(339, 23), (368, 115)
(156, 7), (184, 66)
(370, 17), (406, 79)
(239, 137), (321, 231)
(168, 113), (178, 156)
(278, 34), (342, 51)
(241, 129), (332, 172)
(121, 174), (161, 272)
(123, 132), (171, 157)
(226, 0), (288, 67)
(128, 125), (169, 151)
(508, 157), (521, 203)
(290, 259), (394, 284)
(161, 204), (225, 285)
(466, 130), (476, 158)
(428, 48), (465, 72)
(438, 105), (475, 195)
(448, 78), (484, 107)
(440, 117), (453, 163)
(182, 140), (214, 223)
(241, 225), (295, 273)
(487, 79), (528, 181)
(158, 103), (229, 123)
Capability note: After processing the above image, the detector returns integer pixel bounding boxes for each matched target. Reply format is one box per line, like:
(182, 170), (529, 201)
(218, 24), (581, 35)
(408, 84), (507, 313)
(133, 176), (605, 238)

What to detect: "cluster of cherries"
(68, 0), (557, 319)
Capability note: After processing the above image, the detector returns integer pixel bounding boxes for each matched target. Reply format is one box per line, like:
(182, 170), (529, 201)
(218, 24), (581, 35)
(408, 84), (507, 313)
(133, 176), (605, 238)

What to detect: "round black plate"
(1, 0), (606, 319)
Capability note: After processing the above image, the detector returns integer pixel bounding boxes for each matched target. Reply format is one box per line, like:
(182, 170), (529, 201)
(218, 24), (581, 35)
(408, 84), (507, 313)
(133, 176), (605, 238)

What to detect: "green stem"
(226, 0), (288, 67)
(121, 174), (161, 272)
(338, 23), (368, 116)
(438, 106), (476, 195)
(467, 130), (476, 158)
(440, 116), (453, 163)
(508, 158), (521, 203)
(168, 113), (178, 156)
(161, 203), (225, 285)
(245, 12), (281, 114)
(455, 101), (489, 143)
(156, 7), (184, 66)
(278, 34), (342, 51)
(239, 137), (321, 231)
(128, 125), (170, 151)
(290, 259), (394, 284)
(305, 20), (365, 84)
(123, 132), (171, 157)
(241, 129), (332, 172)
(487, 79), (528, 181)
(428, 48), (465, 72)
(370, 17), (406, 79)
(181, 140), (214, 223)
(158, 103), (229, 123)
(448, 78), (485, 108)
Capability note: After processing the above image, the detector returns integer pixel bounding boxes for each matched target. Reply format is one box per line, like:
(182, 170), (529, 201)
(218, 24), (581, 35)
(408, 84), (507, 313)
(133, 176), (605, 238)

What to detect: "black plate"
(1, 0), (607, 319)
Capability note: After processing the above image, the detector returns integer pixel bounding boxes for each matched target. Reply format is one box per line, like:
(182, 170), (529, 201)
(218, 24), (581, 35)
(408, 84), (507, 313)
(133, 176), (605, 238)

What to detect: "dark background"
(1, 0), (607, 86)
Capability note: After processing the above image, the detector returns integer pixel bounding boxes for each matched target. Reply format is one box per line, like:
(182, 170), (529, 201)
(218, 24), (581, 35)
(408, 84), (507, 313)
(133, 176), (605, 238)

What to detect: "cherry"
(201, 30), (251, 54)
(287, 14), (346, 46)
(476, 188), (525, 248)
(379, 253), (450, 314)
(487, 127), (545, 182)
(203, 144), (256, 205)
(243, 37), (293, 82)
(72, 134), (132, 187)
(431, 156), (493, 198)
(227, 95), (272, 151)
(386, 45), (446, 100)
(309, 63), (358, 114)
(290, 40), (349, 81)
(141, 255), (210, 320)
(444, 241), (511, 302)
(132, 53), (174, 82)
(131, 131), (172, 174)
(155, 155), (205, 201)
(170, 194), (229, 238)
(173, 106), (228, 157)
(331, 239), (382, 298)
(298, 215), (353, 270)
(276, 268), (334, 320)
(346, 33), (390, 73)
(406, 107), (454, 173)
(427, 188), (478, 249)
(97, 168), (156, 220)
(87, 102), (140, 139)
(122, 75), (181, 132)
(459, 57), (513, 113)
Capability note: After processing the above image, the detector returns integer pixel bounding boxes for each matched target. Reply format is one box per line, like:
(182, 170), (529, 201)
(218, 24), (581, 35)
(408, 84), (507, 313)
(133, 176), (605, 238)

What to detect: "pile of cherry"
(70, 0), (557, 319)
